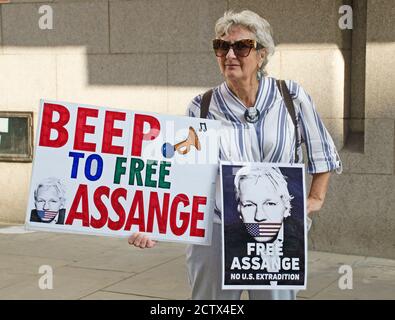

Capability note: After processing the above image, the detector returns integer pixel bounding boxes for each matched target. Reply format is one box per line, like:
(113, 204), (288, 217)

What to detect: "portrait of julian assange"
(30, 177), (66, 225)
(222, 165), (305, 286)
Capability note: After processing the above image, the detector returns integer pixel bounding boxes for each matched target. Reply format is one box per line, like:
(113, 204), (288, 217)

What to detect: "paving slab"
(314, 264), (395, 300)
(105, 256), (190, 300)
(0, 266), (133, 300)
(81, 291), (167, 300)
(0, 272), (32, 292)
(297, 251), (366, 299)
(0, 253), (70, 276)
(1, 226), (395, 300)
(0, 232), (125, 261)
(71, 242), (186, 273)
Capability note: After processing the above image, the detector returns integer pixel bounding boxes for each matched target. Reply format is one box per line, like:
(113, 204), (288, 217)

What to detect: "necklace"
(244, 106), (260, 123)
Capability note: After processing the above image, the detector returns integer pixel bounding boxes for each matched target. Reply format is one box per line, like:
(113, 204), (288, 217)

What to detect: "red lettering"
(131, 114), (160, 157)
(91, 186), (110, 229)
(74, 107), (98, 152)
(169, 194), (190, 236)
(124, 190), (145, 231)
(65, 184), (89, 227)
(102, 111), (126, 155)
(190, 196), (206, 237)
(39, 103), (70, 148)
(108, 188), (127, 231)
(146, 192), (169, 234)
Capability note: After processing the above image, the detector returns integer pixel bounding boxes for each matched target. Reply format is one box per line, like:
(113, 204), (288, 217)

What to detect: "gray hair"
(234, 166), (293, 218)
(214, 10), (276, 75)
(34, 177), (66, 208)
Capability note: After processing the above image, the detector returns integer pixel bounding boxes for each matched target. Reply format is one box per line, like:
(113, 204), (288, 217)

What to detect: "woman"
(128, 10), (342, 300)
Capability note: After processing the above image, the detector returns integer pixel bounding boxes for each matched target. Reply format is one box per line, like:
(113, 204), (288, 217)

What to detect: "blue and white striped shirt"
(186, 76), (342, 222)
(187, 77), (341, 173)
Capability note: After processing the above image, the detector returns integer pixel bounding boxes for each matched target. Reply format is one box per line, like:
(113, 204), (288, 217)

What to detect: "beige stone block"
(0, 163), (32, 224)
(87, 53), (167, 86)
(0, 10), (2, 53)
(56, 54), (168, 113)
(53, 0), (104, 2)
(0, 54), (57, 111)
(0, 266), (131, 299)
(168, 53), (222, 88)
(106, 256), (190, 299)
(350, 47), (367, 120)
(280, 49), (346, 119)
(2, 1), (109, 54)
(266, 50), (281, 79)
(366, 0), (395, 42)
(110, 0), (227, 53)
(309, 172), (395, 259)
(166, 50), (279, 116)
(167, 52), (221, 115)
(340, 119), (394, 174)
(321, 118), (345, 149)
(5, 0), (54, 2)
(365, 44), (395, 119)
(168, 87), (208, 116)
(228, 0), (350, 49)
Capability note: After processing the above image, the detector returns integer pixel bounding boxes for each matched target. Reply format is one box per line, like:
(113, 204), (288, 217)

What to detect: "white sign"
(220, 161), (307, 290)
(25, 100), (220, 245)
(0, 118), (9, 133)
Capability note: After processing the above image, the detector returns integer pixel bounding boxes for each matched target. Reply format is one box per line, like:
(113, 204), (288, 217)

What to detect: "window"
(0, 112), (34, 162)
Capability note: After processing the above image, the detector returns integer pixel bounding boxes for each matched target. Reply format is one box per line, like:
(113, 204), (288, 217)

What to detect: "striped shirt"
(186, 76), (342, 222)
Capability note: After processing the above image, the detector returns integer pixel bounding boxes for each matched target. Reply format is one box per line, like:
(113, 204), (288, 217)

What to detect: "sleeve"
(288, 80), (342, 175)
(185, 94), (202, 118)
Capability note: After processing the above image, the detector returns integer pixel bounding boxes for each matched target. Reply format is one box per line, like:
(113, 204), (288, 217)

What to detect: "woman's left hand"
(307, 196), (324, 217)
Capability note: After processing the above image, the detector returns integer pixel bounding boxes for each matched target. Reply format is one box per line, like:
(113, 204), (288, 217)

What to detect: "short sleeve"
(289, 81), (342, 175)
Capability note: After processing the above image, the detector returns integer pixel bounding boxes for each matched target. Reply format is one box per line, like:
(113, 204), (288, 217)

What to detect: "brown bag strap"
(200, 89), (213, 119)
(276, 79), (300, 163)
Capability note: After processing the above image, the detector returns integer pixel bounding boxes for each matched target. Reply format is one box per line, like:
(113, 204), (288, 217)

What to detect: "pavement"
(0, 224), (394, 300)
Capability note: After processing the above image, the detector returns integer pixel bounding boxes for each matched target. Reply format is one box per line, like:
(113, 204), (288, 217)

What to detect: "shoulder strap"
(200, 89), (213, 119)
(276, 80), (300, 163)
(276, 80), (297, 127)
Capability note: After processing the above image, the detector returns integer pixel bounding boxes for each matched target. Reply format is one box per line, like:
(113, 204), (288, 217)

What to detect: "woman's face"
(216, 25), (264, 83)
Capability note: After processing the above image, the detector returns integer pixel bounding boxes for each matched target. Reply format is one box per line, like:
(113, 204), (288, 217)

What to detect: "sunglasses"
(212, 39), (264, 57)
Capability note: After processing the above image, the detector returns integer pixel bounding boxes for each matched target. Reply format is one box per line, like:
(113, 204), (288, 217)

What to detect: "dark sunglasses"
(212, 39), (264, 57)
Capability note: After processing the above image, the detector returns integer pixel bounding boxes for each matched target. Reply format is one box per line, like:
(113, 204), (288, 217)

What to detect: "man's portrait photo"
(30, 177), (66, 225)
(234, 166), (294, 243)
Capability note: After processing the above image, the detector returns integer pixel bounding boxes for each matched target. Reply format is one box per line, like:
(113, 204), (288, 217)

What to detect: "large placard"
(25, 100), (220, 245)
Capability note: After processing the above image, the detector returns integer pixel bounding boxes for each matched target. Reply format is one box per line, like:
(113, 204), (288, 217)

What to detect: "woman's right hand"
(128, 232), (157, 249)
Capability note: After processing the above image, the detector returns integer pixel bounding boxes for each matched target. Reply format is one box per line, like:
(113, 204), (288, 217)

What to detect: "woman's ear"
(258, 48), (266, 69)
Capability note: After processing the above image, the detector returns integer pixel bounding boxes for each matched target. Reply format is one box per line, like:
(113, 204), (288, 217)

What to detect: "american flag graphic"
(37, 210), (58, 222)
(244, 223), (281, 237)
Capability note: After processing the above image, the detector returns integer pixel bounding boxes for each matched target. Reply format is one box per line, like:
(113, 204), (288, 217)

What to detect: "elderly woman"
(129, 9), (342, 300)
